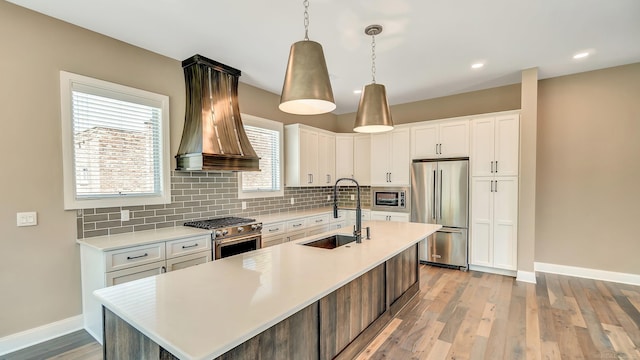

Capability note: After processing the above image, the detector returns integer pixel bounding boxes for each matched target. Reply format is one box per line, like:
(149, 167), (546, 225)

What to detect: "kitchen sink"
(302, 234), (357, 249)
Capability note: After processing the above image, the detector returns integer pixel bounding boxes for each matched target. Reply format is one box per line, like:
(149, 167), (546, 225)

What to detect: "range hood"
(175, 55), (260, 172)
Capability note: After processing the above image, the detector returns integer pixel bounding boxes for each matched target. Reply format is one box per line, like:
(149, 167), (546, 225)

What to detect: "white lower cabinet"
(79, 233), (212, 343)
(470, 176), (518, 271)
(370, 211), (410, 222)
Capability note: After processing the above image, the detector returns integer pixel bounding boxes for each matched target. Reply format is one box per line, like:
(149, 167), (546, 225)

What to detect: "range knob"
(251, 224), (262, 231)
(214, 230), (223, 237)
(221, 229), (229, 236)
(237, 227), (244, 233)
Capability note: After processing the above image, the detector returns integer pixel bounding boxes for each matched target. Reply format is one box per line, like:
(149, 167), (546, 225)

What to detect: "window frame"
(237, 114), (284, 199)
(59, 71), (171, 210)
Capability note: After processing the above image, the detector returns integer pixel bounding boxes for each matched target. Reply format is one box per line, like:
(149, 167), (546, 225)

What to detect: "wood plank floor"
(3, 265), (639, 360)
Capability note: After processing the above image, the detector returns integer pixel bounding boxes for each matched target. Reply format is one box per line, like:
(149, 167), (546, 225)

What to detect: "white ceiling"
(8, 0), (640, 114)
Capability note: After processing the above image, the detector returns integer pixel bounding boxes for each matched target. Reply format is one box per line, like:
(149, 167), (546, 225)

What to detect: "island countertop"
(94, 221), (441, 360)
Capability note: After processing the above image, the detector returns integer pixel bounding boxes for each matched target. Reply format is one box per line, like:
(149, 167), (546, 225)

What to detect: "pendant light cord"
(371, 33), (377, 83)
(303, 0), (310, 41)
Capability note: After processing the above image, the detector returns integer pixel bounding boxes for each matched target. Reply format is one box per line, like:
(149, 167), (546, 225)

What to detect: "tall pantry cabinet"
(469, 114), (519, 273)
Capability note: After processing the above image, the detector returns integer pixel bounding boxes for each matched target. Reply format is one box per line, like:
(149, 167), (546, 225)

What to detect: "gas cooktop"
(183, 217), (257, 230)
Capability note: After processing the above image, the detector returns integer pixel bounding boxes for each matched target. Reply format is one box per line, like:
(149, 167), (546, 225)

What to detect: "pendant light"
(279, 0), (335, 115)
(353, 24), (394, 133)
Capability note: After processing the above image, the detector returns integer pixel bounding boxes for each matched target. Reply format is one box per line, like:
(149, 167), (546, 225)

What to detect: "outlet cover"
(17, 212), (37, 227)
(290, 198), (295, 205)
(121, 210), (130, 221)
(351, 194), (355, 200)
(327, 195), (331, 201)
(242, 201), (247, 210)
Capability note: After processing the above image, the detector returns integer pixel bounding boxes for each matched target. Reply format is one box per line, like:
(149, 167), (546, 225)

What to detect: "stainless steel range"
(184, 217), (262, 259)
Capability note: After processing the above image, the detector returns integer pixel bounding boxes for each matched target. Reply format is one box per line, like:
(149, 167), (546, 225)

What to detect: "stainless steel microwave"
(371, 187), (410, 212)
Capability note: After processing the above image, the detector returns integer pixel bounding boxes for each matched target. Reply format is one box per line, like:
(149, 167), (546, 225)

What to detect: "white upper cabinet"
(335, 135), (354, 179)
(285, 124), (335, 187)
(470, 114), (519, 177)
(335, 134), (371, 185)
(370, 128), (410, 186)
(411, 119), (469, 159)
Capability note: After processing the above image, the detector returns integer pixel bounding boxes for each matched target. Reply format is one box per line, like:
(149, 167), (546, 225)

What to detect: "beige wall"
(335, 84), (521, 132)
(535, 63), (640, 274)
(0, 1), (335, 337)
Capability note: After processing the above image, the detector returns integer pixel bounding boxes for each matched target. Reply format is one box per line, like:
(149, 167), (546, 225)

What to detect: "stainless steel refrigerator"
(410, 158), (469, 269)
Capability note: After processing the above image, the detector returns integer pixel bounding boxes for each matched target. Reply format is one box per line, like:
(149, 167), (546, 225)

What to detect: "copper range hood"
(175, 55), (259, 172)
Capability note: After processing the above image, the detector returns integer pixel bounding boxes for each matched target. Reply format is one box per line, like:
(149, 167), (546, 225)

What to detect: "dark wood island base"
(103, 244), (419, 360)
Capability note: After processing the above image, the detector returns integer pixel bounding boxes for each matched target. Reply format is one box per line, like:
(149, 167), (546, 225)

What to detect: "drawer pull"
(268, 228), (280, 232)
(315, 219), (323, 223)
(293, 223), (302, 227)
(126, 253), (148, 260)
(181, 243), (199, 249)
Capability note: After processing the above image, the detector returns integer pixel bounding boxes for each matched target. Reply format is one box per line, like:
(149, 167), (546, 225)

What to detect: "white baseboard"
(0, 315), (83, 356)
(468, 264), (517, 278)
(535, 262), (640, 286)
(516, 270), (537, 284)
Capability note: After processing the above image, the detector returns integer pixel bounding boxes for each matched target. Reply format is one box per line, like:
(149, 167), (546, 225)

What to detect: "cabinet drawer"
(263, 236), (285, 248)
(286, 218), (307, 232)
(105, 243), (165, 272)
(308, 213), (331, 227)
(166, 235), (211, 259)
(287, 230), (308, 242)
(105, 261), (165, 286)
(166, 251), (211, 272)
(331, 221), (347, 230)
(263, 222), (285, 236)
(307, 224), (331, 236)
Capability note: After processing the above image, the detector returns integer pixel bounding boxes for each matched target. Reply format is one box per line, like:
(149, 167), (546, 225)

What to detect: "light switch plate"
(17, 212), (37, 227)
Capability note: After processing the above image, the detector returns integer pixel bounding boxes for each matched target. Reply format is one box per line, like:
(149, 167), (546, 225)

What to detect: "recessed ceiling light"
(573, 52), (589, 59)
(471, 63), (484, 69)
(353, 89), (362, 94)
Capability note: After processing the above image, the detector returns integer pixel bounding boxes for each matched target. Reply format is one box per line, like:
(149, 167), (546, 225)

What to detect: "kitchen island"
(94, 221), (440, 360)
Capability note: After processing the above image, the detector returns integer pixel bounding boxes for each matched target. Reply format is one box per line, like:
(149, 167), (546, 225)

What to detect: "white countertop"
(94, 221), (440, 360)
(77, 226), (212, 251)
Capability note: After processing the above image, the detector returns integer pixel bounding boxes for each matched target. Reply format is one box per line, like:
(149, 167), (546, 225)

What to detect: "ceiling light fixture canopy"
(353, 24), (393, 133)
(279, 0), (335, 115)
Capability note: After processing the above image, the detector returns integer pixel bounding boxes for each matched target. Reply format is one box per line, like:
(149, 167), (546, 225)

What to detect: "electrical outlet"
(17, 212), (37, 227)
(121, 210), (130, 222)
(327, 195), (331, 201)
(290, 198), (295, 205)
(350, 194), (355, 200)
(242, 201), (247, 210)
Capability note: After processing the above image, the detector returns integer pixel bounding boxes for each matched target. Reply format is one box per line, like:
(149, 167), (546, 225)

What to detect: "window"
(238, 115), (284, 199)
(60, 71), (170, 209)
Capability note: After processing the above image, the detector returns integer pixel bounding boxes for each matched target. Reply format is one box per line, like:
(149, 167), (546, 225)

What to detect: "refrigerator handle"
(432, 170), (437, 220)
(439, 170), (443, 220)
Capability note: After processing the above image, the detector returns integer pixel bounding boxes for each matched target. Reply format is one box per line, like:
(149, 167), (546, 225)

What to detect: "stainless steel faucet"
(333, 178), (362, 243)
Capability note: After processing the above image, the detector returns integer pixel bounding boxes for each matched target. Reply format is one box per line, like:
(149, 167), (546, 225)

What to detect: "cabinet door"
(263, 236), (286, 248)
(166, 251), (211, 272)
(494, 115), (519, 177)
(470, 178), (493, 267)
(389, 213), (410, 222)
(389, 128), (411, 185)
(106, 261), (165, 286)
(370, 132), (391, 185)
(470, 117), (495, 177)
(439, 120), (469, 157)
(492, 177), (518, 270)
(410, 124), (439, 159)
(335, 135), (354, 179)
(370, 212), (389, 221)
(318, 132), (336, 185)
(353, 135), (371, 185)
(300, 128), (318, 186)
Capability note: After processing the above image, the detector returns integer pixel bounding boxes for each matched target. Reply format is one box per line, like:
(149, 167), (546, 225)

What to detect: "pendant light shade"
(353, 24), (394, 133)
(279, 40), (336, 115)
(279, 0), (335, 115)
(353, 83), (393, 133)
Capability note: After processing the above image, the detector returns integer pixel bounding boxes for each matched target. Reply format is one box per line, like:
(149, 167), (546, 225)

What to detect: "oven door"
(215, 234), (262, 259)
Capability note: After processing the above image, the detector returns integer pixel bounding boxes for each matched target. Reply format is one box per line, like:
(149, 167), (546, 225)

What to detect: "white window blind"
(72, 91), (162, 198)
(60, 71), (170, 209)
(238, 115), (283, 199)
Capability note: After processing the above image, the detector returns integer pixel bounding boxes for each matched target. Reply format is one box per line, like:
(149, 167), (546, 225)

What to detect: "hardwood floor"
(3, 265), (639, 360)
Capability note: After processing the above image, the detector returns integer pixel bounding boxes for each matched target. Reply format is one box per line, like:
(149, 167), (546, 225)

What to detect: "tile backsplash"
(77, 171), (370, 239)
